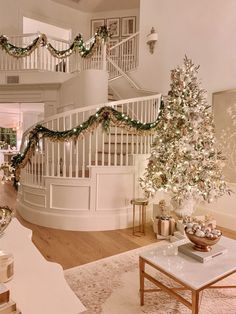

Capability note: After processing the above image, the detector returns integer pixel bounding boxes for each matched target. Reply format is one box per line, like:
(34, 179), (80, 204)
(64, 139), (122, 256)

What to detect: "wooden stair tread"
(97, 151), (127, 155)
(109, 133), (133, 136)
(104, 142), (137, 145)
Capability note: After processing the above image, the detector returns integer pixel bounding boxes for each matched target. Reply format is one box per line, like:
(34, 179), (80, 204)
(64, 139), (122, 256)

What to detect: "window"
(0, 128), (16, 148)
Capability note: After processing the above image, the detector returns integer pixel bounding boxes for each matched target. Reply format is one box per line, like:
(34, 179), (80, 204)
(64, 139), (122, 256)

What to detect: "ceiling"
(0, 103), (44, 129)
(52, 0), (140, 12)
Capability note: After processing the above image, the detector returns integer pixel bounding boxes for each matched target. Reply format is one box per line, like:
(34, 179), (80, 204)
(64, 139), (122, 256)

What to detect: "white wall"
(136, 0), (236, 99)
(0, 0), (90, 39)
(23, 17), (71, 40)
(59, 70), (108, 111)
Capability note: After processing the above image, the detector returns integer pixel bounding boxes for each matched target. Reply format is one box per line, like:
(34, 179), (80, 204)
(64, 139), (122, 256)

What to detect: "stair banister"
(109, 31), (139, 51)
(20, 94), (161, 187)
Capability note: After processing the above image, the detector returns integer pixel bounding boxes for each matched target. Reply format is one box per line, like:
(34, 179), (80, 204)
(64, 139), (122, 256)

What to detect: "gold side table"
(130, 198), (148, 236)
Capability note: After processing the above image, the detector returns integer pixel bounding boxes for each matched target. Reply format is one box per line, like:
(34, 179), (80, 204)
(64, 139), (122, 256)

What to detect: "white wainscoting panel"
(17, 166), (154, 231)
(95, 171), (134, 210)
(21, 186), (46, 208)
(50, 184), (90, 211)
(24, 192), (46, 208)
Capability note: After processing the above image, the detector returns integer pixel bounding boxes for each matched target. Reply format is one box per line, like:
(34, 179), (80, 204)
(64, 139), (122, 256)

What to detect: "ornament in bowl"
(0, 206), (14, 235)
(185, 222), (221, 252)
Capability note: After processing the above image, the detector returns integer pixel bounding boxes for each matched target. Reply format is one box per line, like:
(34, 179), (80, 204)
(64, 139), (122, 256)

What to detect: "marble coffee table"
(139, 236), (236, 314)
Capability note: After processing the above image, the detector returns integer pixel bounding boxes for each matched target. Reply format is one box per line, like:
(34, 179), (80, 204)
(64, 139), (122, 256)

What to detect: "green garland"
(12, 102), (163, 187)
(0, 26), (110, 59)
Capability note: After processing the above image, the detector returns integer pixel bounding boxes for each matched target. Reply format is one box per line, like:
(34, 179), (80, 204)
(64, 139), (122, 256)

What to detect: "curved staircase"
(17, 94), (161, 231)
(0, 30), (160, 230)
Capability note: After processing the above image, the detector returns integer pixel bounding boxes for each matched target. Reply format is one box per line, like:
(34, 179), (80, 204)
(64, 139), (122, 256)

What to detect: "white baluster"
(95, 127), (98, 166)
(75, 114), (79, 177)
(89, 132), (92, 167)
(114, 120), (117, 166)
(69, 115), (73, 177)
(108, 131), (111, 166)
(102, 131), (105, 166)
(125, 131), (129, 165)
(63, 117), (66, 177)
(82, 112), (85, 178)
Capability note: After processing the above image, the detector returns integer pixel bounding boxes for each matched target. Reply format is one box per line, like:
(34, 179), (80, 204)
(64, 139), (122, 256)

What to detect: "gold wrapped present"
(153, 217), (176, 238)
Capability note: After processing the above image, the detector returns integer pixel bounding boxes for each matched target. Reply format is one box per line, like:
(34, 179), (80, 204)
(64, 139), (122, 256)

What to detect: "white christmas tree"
(140, 56), (230, 216)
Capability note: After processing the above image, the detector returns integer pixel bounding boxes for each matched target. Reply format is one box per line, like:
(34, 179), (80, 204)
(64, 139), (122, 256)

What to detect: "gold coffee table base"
(139, 256), (236, 314)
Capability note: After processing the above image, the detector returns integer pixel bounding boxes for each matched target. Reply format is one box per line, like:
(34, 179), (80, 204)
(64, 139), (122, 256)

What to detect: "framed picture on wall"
(121, 16), (136, 36)
(106, 18), (120, 37)
(91, 19), (105, 36)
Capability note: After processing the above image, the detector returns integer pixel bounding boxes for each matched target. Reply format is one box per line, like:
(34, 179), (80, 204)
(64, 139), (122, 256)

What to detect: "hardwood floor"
(1, 182), (157, 270)
(1, 182), (236, 270)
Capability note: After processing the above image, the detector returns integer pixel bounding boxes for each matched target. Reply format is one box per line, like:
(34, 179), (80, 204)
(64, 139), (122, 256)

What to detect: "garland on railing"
(11, 102), (163, 187)
(0, 26), (110, 59)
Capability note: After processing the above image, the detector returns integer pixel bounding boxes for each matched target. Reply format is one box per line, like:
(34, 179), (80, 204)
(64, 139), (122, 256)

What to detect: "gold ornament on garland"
(0, 205), (14, 234)
(0, 162), (15, 183)
(11, 104), (163, 186)
(0, 26), (110, 59)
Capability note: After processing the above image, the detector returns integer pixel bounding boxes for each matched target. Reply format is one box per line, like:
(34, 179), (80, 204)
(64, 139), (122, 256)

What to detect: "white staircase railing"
(107, 56), (140, 89)
(20, 94), (161, 187)
(107, 32), (139, 79)
(0, 33), (71, 72)
(0, 32), (139, 78)
(81, 43), (106, 71)
(0, 33), (107, 73)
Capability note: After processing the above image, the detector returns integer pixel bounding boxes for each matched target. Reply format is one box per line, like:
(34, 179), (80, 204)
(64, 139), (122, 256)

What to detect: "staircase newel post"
(102, 42), (107, 71)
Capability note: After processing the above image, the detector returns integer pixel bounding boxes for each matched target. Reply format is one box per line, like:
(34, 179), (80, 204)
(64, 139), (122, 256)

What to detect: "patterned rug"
(64, 242), (236, 314)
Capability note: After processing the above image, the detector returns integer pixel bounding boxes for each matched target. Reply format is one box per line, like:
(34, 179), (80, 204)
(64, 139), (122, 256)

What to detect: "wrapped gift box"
(153, 217), (176, 238)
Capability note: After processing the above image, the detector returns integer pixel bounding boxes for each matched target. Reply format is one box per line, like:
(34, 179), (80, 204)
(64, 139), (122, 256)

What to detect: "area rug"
(64, 242), (236, 314)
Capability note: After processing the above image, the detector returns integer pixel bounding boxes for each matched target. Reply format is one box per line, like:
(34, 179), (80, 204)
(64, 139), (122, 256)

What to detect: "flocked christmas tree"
(140, 56), (230, 216)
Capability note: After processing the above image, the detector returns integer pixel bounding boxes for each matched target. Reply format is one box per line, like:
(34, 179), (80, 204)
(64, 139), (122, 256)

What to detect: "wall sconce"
(147, 27), (158, 54)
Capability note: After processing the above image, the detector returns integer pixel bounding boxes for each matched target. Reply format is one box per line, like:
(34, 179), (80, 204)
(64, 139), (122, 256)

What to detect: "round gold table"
(130, 198), (148, 236)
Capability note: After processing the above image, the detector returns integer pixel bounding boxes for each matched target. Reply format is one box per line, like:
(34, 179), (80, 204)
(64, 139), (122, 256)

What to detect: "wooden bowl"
(185, 231), (221, 252)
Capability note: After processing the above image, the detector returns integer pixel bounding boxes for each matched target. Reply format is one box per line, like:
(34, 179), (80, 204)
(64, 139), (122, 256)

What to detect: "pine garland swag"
(12, 103), (163, 187)
(0, 26), (110, 59)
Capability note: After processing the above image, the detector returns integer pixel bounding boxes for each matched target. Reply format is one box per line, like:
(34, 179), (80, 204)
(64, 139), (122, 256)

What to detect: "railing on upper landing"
(0, 32), (139, 77)
(0, 33), (107, 73)
(20, 93), (161, 187)
(0, 33), (70, 73)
